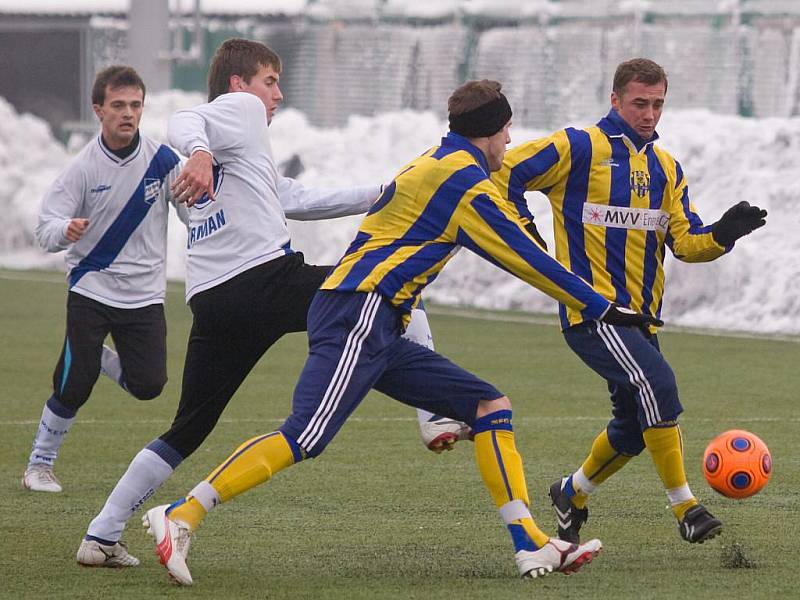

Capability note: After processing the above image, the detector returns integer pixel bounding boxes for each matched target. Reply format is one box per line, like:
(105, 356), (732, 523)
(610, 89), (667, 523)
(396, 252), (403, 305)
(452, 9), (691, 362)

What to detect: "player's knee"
(126, 377), (167, 401)
(476, 395), (511, 418)
(607, 425), (645, 456)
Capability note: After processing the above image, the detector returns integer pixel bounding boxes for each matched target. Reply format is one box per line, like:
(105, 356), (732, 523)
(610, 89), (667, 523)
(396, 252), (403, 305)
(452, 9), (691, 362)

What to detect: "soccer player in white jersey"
(77, 38), (436, 568)
(24, 66), (188, 509)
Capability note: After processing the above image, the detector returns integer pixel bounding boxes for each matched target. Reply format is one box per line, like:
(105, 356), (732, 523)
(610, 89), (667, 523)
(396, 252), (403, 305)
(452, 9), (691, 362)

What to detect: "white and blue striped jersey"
(36, 135), (188, 309)
(167, 92), (379, 302)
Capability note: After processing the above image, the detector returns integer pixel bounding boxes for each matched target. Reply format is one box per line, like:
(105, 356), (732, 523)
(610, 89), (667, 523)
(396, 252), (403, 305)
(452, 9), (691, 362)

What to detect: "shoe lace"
(32, 464), (58, 484)
(174, 524), (193, 555)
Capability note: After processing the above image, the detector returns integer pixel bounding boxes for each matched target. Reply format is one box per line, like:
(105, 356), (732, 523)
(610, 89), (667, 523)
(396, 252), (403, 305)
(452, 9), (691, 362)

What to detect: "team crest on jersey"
(143, 178), (161, 205)
(630, 170), (650, 198)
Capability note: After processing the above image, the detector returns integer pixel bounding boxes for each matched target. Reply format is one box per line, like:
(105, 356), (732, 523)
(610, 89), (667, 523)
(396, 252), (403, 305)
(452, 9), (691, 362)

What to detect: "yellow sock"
(643, 424), (697, 519)
(207, 431), (298, 502)
(474, 424), (549, 549)
(168, 432), (298, 530)
(572, 429), (632, 509)
(168, 497), (206, 531)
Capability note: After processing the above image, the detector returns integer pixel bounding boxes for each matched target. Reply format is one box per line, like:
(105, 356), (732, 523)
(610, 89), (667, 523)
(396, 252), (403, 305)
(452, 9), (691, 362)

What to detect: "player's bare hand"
(65, 218), (89, 243)
(173, 150), (214, 207)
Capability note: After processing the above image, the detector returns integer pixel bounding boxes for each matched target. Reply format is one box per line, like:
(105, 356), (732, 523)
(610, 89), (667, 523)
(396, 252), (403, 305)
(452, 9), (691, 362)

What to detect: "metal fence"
(3, 0), (799, 133)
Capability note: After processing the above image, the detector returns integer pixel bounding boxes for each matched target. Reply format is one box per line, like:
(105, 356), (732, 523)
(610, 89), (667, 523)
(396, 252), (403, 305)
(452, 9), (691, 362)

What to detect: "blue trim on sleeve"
(69, 145), (181, 287)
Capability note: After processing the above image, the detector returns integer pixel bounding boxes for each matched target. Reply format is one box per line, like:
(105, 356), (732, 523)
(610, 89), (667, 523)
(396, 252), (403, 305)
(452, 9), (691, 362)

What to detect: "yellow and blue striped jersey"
(493, 110), (727, 330)
(321, 132), (611, 326)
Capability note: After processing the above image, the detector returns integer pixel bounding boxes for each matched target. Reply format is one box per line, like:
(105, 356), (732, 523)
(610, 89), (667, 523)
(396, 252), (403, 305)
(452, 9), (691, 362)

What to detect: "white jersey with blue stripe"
(35, 134), (187, 309)
(167, 92), (380, 302)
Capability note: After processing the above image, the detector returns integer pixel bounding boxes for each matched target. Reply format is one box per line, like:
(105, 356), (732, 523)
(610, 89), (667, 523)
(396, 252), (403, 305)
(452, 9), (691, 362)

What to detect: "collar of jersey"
(97, 133), (142, 166)
(597, 109), (659, 153)
(441, 131), (491, 175)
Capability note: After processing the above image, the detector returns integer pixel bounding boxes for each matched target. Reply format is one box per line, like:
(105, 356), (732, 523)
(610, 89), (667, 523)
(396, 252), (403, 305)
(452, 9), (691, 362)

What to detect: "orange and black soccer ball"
(703, 429), (772, 499)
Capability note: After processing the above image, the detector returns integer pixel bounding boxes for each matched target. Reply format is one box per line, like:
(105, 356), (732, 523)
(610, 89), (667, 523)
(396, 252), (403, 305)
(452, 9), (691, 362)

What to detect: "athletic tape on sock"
(499, 499), (531, 525)
(667, 483), (694, 505)
(188, 480), (221, 511)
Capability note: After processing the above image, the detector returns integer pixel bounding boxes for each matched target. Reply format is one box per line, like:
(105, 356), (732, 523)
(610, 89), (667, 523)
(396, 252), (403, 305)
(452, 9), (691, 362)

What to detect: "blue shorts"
(563, 321), (682, 456)
(280, 291), (503, 457)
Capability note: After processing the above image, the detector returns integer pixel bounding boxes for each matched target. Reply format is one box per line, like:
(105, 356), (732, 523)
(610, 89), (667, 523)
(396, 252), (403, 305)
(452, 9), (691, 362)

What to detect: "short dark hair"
(613, 58), (668, 96)
(207, 38), (282, 102)
(448, 79), (503, 116)
(92, 65), (146, 106)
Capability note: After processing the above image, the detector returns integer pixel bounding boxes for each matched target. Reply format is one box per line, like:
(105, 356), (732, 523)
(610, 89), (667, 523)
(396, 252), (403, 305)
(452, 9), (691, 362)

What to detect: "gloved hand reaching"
(712, 201), (767, 247)
(600, 303), (663, 329)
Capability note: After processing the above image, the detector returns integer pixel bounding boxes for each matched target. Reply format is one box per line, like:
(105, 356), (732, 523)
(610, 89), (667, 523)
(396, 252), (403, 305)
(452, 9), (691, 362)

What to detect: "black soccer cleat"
(678, 504), (723, 544)
(549, 477), (588, 544)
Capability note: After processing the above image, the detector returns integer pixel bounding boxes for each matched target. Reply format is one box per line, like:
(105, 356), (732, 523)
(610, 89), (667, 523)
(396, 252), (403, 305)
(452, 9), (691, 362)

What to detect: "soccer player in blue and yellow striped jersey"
(141, 80), (662, 585)
(493, 58), (767, 546)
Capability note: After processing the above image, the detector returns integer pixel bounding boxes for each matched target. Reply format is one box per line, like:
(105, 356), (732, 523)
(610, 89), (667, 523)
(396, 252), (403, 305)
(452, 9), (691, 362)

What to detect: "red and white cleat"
(142, 504), (193, 585)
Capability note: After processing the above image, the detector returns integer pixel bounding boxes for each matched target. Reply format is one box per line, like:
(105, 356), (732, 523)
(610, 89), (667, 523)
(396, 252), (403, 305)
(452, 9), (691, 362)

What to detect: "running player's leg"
(374, 339), (602, 577)
(147, 291), (394, 584)
(84, 258), (324, 550)
(554, 321), (716, 541)
(108, 303), (168, 400)
(24, 293), (110, 492)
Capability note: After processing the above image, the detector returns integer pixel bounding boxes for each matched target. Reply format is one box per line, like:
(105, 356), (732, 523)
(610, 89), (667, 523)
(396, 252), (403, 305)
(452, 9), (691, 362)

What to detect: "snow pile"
(0, 92), (797, 335)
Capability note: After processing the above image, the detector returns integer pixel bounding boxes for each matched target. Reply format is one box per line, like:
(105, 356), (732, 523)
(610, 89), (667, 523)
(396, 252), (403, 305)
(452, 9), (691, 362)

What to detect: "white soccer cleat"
(22, 464), (63, 492)
(76, 538), (140, 567)
(515, 537), (602, 578)
(419, 417), (472, 453)
(143, 504), (193, 585)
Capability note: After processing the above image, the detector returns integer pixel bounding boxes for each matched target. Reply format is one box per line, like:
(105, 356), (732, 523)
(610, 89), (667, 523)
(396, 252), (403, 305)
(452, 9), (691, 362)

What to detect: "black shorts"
(53, 292), (168, 409)
(159, 253), (330, 458)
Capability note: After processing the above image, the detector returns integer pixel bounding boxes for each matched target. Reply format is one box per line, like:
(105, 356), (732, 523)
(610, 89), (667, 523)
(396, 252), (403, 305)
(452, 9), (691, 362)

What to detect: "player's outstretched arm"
(277, 175), (379, 221)
(711, 200), (768, 247)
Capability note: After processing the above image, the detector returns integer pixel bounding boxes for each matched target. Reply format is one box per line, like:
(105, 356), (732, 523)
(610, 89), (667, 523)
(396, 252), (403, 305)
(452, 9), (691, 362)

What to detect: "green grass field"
(1, 269), (798, 599)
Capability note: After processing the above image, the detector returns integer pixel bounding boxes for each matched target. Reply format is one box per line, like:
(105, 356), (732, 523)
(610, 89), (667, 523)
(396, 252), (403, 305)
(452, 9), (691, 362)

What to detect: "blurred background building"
(1, 0), (799, 137)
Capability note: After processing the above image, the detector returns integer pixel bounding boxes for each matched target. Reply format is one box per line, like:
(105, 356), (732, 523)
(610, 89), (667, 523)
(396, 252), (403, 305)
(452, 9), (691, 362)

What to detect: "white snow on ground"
(0, 91), (797, 335)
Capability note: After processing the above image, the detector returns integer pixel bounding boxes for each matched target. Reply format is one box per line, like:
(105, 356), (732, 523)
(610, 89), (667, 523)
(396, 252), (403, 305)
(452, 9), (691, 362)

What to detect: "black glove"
(600, 303), (663, 329)
(711, 201), (767, 247)
(524, 220), (548, 251)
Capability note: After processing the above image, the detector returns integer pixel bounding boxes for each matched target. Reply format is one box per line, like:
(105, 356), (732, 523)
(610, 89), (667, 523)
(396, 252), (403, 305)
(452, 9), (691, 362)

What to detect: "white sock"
(28, 402), (75, 468)
(100, 344), (124, 389)
(403, 308), (442, 426)
(572, 467), (597, 495)
(187, 480), (221, 512)
(666, 483), (694, 506)
(86, 448), (173, 543)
